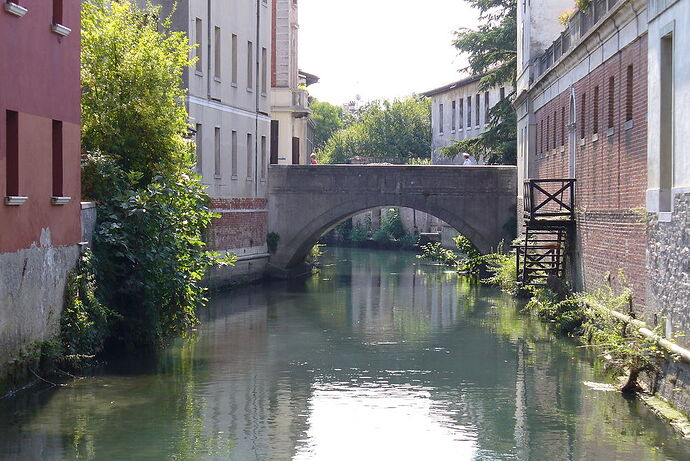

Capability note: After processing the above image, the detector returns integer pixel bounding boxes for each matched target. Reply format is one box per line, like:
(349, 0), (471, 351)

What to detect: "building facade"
(270, 0), (317, 165)
(151, 0), (272, 286)
(0, 0), (81, 384)
(518, 0), (690, 413)
(423, 77), (509, 165)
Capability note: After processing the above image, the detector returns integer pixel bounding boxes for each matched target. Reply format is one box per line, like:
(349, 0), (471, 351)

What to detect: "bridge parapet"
(267, 165), (517, 277)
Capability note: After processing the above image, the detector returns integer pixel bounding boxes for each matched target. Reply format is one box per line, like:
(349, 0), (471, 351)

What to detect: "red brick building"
(516, 0), (650, 310)
(517, 0), (690, 415)
(0, 0), (82, 382)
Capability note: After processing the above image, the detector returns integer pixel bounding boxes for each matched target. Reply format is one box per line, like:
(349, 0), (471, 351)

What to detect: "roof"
(299, 70), (320, 86)
(421, 74), (484, 97)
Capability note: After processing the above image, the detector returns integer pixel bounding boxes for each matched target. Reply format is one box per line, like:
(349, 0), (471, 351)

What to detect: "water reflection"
(0, 247), (689, 460)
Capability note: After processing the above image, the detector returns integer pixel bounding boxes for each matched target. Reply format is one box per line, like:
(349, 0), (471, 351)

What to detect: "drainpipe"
(206, 0), (211, 100)
(255, 0), (260, 197)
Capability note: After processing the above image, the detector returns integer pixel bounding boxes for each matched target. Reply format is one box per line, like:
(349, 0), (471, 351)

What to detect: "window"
(5, 110), (18, 197)
(247, 41), (253, 90)
(246, 133), (253, 179)
(660, 32), (674, 212)
(292, 137), (300, 164)
(52, 120), (63, 197)
(231, 130), (238, 177)
(451, 100), (456, 131)
(214, 27), (221, 79)
(195, 18), (202, 73)
(626, 65), (634, 122)
(500, 87), (505, 100)
(546, 115), (550, 151)
(467, 96), (472, 127)
(260, 136), (267, 179)
(214, 127), (221, 177)
(561, 106), (566, 147)
(459, 100), (464, 130)
(484, 92), (490, 124)
(261, 47), (267, 95)
(540, 119), (544, 154)
(195, 124), (202, 174)
(553, 110), (557, 150)
(593, 86), (600, 135)
(580, 93), (586, 139)
(52, 0), (63, 25)
(231, 34), (238, 85)
(270, 120), (279, 165)
(608, 76), (615, 129)
(439, 104), (444, 134)
(475, 94), (480, 126)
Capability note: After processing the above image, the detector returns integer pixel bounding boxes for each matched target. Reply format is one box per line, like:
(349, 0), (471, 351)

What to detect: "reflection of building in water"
(348, 251), (459, 342)
(194, 291), (313, 460)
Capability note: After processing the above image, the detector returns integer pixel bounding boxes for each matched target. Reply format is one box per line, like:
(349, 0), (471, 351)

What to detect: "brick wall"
(533, 35), (649, 314)
(209, 198), (267, 251)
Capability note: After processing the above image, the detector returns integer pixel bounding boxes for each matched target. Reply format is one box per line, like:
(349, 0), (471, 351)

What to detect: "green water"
(2, 247), (690, 460)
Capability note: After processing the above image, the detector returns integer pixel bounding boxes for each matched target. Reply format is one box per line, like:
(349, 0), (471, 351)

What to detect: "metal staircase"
(516, 179), (575, 287)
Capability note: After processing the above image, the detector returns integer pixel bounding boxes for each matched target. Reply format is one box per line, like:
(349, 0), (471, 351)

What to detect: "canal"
(2, 247), (690, 460)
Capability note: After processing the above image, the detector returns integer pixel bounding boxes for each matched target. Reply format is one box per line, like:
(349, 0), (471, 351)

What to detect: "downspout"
(255, 0), (260, 197)
(206, 0), (211, 100)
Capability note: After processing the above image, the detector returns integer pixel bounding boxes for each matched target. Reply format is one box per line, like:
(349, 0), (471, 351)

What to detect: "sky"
(298, 0), (480, 105)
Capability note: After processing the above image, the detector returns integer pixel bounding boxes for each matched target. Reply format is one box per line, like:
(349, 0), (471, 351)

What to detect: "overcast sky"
(298, 0), (479, 105)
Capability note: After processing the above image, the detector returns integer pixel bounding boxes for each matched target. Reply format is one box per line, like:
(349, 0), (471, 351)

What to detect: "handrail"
(534, 0), (622, 79)
(524, 178), (576, 221)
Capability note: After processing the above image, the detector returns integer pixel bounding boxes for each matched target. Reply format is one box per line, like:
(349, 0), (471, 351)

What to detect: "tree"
(441, 0), (517, 165)
(81, 0), (231, 348)
(318, 97), (431, 164)
(310, 100), (351, 151)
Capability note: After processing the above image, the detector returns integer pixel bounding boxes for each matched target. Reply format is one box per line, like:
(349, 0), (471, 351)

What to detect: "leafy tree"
(318, 97), (431, 164)
(81, 0), (231, 348)
(441, 0), (517, 165)
(310, 100), (351, 151)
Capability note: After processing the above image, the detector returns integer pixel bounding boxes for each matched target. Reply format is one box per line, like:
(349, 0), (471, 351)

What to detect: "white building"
(270, 0), (318, 165)
(151, 0), (273, 285)
(423, 76), (510, 165)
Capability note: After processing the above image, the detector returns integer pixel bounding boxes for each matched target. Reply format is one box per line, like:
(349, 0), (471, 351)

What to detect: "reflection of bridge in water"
(267, 165), (517, 277)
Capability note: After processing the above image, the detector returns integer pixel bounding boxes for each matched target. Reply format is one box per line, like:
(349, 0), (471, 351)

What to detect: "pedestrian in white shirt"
(462, 152), (476, 166)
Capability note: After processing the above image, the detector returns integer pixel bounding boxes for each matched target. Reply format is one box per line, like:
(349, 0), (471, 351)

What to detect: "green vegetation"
(60, 250), (113, 365)
(483, 251), (519, 294)
(266, 232), (280, 253)
(318, 97), (431, 164)
(310, 100), (353, 151)
(443, 0), (517, 164)
(417, 235), (484, 275)
(80, 0), (232, 350)
(328, 209), (419, 249)
(523, 275), (668, 394)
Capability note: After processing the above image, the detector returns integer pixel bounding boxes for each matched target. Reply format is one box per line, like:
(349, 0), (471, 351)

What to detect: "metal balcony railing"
(534, 0), (622, 79)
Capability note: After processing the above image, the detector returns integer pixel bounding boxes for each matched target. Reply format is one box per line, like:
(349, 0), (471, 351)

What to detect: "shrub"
(484, 251), (518, 294)
(267, 232), (280, 253)
(417, 242), (460, 266)
(61, 249), (113, 365)
(453, 235), (484, 275)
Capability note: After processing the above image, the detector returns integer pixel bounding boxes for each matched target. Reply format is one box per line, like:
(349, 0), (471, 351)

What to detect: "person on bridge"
(462, 152), (476, 166)
(310, 153), (318, 165)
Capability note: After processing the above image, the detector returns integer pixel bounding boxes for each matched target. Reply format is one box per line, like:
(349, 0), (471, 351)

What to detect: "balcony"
(535, 0), (622, 79)
(523, 178), (576, 224)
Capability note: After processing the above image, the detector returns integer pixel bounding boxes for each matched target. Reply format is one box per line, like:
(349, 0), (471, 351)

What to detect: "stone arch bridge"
(267, 165), (517, 277)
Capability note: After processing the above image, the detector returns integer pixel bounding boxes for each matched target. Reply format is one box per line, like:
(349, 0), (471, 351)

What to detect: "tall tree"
(441, 0), (517, 164)
(310, 100), (351, 151)
(81, 0), (230, 347)
(319, 97), (431, 164)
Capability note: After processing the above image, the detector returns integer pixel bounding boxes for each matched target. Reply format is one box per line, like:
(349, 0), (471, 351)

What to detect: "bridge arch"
(267, 165), (516, 277)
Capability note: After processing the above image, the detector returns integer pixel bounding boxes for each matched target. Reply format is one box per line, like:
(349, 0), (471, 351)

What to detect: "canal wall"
(0, 235), (80, 394)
